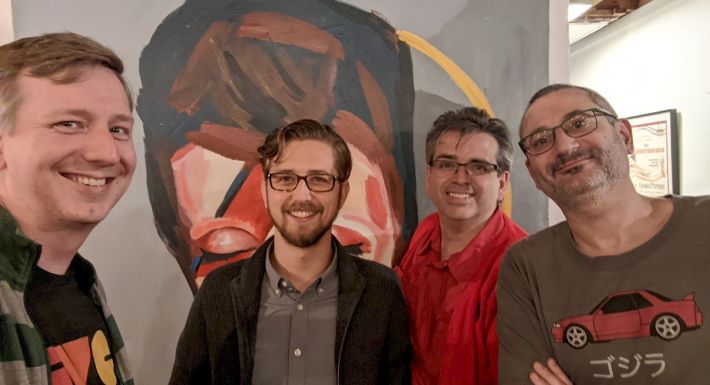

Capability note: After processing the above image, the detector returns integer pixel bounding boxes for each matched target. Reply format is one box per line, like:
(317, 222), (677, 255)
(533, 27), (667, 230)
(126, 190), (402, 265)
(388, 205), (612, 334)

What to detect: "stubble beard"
(543, 138), (628, 211)
(275, 216), (334, 248)
(271, 194), (340, 248)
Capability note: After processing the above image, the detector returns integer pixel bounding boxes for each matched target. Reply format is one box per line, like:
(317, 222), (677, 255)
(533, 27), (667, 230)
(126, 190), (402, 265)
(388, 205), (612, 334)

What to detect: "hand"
(529, 358), (573, 385)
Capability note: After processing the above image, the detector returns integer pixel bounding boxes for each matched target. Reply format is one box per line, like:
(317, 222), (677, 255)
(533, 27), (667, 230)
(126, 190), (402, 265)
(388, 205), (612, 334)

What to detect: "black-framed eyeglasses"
(267, 172), (341, 192)
(519, 108), (617, 156)
(429, 158), (499, 176)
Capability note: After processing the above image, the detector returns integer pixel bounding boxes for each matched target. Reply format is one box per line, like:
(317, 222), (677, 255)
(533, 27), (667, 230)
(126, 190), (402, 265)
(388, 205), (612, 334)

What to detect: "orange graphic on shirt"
(47, 330), (117, 385)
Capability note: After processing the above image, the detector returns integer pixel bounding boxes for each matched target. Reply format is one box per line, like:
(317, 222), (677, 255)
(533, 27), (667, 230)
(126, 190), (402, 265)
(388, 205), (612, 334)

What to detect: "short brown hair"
(258, 119), (352, 180)
(0, 32), (131, 132)
(425, 107), (513, 173)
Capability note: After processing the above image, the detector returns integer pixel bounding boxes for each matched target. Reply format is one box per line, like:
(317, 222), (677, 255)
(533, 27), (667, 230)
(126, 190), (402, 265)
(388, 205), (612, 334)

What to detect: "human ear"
(617, 118), (634, 154)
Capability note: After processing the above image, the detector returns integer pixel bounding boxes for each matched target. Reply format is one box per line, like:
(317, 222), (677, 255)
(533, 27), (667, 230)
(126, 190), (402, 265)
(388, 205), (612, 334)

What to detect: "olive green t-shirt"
(498, 195), (710, 385)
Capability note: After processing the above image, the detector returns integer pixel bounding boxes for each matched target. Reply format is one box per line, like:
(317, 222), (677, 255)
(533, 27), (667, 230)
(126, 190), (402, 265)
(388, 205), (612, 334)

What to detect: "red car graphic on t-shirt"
(551, 289), (703, 349)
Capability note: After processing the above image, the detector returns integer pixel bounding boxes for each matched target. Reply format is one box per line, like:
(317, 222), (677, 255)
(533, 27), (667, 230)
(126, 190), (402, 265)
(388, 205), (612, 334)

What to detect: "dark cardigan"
(169, 237), (411, 385)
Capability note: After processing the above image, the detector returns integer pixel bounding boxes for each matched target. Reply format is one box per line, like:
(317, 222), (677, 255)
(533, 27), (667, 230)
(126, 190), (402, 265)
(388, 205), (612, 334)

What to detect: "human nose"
(291, 177), (313, 199)
(82, 127), (120, 164)
(452, 163), (470, 182)
(551, 126), (580, 154)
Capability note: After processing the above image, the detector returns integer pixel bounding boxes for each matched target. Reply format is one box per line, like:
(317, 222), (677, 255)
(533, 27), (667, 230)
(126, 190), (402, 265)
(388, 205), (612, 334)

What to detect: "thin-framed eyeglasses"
(429, 158), (499, 176)
(267, 172), (341, 192)
(519, 108), (617, 156)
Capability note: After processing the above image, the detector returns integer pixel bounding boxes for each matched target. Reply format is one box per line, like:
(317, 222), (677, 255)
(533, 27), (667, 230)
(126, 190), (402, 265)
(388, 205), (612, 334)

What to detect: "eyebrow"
(433, 155), (494, 164)
(47, 109), (134, 124)
(269, 168), (333, 175)
(527, 108), (592, 135)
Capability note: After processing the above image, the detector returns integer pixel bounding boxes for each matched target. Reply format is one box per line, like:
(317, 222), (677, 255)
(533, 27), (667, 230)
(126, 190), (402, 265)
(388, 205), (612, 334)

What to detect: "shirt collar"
(264, 241), (339, 297)
(449, 208), (507, 282)
(423, 208), (507, 282)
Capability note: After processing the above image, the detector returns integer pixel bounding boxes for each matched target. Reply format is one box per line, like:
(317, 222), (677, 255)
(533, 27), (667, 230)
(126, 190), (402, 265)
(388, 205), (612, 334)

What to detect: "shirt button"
(296, 304), (304, 311)
(281, 280), (288, 288)
(294, 348), (302, 357)
(317, 288), (324, 294)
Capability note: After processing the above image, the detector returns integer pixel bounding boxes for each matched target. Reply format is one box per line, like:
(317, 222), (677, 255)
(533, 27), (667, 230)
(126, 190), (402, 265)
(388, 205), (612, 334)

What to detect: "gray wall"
(11, 0), (550, 383)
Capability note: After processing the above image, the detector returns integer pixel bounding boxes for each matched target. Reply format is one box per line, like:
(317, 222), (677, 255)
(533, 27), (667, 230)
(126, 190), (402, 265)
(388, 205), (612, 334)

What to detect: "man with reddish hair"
(170, 119), (410, 385)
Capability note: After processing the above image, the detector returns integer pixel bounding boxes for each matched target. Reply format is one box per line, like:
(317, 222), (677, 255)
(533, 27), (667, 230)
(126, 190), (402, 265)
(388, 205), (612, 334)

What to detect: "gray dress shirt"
(252, 245), (339, 385)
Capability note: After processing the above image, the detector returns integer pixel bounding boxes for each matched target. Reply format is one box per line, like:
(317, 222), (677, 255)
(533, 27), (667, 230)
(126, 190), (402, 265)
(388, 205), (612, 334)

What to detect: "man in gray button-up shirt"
(253, 244), (339, 385)
(170, 119), (411, 385)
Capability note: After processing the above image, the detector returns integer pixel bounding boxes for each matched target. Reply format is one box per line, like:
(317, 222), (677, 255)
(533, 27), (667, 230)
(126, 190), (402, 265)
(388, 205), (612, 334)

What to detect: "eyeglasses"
(519, 108), (617, 155)
(267, 172), (341, 192)
(429, 159), (498, 176)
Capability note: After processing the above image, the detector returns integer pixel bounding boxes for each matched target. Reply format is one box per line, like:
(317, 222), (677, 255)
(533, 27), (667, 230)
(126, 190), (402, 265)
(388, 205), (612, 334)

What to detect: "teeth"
(447, 192), (472, 199)
(290, 211), (315, 218)
(69, 175), (107, 187)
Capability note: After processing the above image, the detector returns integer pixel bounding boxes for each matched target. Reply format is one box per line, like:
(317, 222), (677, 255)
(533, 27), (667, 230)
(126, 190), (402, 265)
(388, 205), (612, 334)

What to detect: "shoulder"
(350, 254), (399, 283)
(199, 259), (248, 290)
(503, 221), (569, 268)
(399, 213), (439, 265)
(674, 194), (710, 213)
(338, 249), (402, 296)
(406, 213), (440, 246)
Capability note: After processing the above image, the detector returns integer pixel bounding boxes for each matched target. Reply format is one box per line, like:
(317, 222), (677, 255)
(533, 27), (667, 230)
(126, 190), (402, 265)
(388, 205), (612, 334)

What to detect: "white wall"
(571, 0), (710, 196)
(0, 0), (12, 44)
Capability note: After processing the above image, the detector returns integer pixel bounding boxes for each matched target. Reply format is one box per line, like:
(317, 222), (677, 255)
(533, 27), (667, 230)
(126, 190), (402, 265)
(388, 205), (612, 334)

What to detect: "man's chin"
(279, 223), (332, 248)
(59, 207), (110, 227)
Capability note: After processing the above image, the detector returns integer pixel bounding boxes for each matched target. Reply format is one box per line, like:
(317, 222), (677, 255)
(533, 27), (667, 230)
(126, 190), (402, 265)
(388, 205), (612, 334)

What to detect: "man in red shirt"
(397, 107), (527, 385)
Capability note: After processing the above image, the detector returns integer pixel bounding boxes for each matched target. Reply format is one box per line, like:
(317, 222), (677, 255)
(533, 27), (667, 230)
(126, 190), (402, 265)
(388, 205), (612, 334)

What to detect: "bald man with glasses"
(396, 107), (526, 385)
(497, 84), (710, 385)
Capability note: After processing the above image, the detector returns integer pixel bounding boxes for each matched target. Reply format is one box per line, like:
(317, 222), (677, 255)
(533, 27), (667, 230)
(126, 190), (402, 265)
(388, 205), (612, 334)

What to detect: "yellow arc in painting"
(397, 30), (512, 216)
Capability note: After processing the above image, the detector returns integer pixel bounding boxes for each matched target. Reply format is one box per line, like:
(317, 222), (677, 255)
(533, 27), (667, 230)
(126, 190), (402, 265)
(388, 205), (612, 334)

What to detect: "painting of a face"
(139, 0), (416, 289)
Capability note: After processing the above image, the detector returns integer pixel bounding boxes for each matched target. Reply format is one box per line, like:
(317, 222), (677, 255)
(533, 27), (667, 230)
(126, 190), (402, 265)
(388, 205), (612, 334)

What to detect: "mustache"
(445, 182), (475, 194)
(551, 148), (600, 173)
(283, 201), (323, 213)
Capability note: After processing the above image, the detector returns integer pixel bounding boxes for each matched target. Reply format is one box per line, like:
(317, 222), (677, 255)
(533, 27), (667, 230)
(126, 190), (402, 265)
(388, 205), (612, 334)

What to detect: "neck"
(1, 199), (93, 274)
(438, 209), (494, 261)
(20, 219), (92, 275)
(271, 232), (335, 292)
(562, 184), (673, 257)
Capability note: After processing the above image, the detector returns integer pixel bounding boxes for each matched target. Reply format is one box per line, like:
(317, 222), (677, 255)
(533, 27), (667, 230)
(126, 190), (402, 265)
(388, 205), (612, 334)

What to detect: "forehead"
(271, 139), (336, 172)
(521, 88), (598, 136)
(433, 130), (499, 161)
(15, 66), (132, 118)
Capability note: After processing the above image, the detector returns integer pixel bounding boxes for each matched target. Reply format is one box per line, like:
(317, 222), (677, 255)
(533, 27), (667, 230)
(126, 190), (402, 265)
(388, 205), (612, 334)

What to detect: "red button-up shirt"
(397, 209), (526, 385)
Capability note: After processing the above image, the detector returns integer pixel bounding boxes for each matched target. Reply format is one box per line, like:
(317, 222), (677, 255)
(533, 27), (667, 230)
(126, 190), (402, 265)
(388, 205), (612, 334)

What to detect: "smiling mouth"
(555, 159), (591, 175)
(288, 210), (317, 219)
(64, 174), (113, 187)
(446, 192), (473, 199)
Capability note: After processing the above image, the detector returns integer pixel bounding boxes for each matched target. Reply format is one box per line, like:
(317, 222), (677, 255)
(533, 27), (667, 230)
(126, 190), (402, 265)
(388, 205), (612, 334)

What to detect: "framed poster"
(626, 109), (679, 197)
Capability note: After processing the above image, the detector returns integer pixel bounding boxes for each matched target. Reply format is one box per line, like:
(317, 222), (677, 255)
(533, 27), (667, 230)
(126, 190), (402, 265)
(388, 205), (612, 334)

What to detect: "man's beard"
(272, 201), (338, 248)
(543, 139), (628, 210)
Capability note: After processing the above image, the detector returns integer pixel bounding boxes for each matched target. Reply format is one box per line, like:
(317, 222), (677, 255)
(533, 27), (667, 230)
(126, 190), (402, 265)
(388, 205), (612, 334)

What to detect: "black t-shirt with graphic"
(25, 263), (119, 385)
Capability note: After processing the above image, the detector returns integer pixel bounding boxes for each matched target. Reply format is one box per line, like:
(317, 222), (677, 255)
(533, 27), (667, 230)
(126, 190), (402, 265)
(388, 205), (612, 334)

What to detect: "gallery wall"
(571, 0), (710, 196)
(0, 0), (12, 43)
(8, 0), (553, 383)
